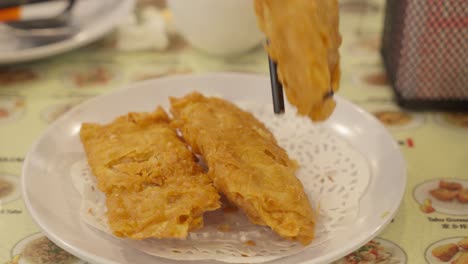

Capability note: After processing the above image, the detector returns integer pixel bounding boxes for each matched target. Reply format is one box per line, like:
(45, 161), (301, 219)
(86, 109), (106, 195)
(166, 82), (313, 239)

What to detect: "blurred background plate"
(0, 0), (134, 64)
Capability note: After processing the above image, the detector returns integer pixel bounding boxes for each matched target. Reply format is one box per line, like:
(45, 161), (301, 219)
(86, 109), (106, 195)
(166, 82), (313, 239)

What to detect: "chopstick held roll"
(254, 0), (342, 121)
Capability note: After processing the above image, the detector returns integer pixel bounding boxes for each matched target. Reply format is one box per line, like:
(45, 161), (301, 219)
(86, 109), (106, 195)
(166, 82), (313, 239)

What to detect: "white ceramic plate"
(414, 178), (468, 216)
(424, 237), (467, 264)
(0, 0), (134, 64)
(22, 73), (406, 264)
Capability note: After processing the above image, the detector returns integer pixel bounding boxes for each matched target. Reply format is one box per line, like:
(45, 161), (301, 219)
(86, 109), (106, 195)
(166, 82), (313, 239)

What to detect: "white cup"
(167, 0), (264, 57)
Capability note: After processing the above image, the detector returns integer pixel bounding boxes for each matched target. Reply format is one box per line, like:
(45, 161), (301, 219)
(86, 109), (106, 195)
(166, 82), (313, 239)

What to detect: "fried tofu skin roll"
(254, 0), (342, 121)
(80, 107), (220, 239)
(170, 92), (316, 245)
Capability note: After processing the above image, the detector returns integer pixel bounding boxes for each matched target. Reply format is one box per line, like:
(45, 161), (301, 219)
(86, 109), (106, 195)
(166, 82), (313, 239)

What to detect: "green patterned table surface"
(0, 1), (467, 263)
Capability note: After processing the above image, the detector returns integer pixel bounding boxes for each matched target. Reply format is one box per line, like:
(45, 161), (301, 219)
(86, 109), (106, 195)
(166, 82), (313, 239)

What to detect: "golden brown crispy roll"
(170, 92), (316, 245)
(254, 0), (342, 121)
(80, 107), (220, 239)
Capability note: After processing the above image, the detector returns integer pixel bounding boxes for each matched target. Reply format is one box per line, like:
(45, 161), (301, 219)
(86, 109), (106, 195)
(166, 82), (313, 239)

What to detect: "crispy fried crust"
(254, 0), (341, 121)
(170, 92), (316, 245)
(80, 107), (220, 239)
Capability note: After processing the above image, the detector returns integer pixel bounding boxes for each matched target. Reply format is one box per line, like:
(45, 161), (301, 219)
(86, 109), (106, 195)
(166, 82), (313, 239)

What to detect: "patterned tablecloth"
(0, 0), (467, 263)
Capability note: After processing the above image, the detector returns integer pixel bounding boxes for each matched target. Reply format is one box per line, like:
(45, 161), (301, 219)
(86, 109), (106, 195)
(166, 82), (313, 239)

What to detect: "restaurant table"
(1, 0), (467, 263)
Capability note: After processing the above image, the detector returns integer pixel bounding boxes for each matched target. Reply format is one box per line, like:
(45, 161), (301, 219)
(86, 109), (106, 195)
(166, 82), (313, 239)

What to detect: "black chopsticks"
(268, 56), (335, 115)
(268, 56), (285, 114)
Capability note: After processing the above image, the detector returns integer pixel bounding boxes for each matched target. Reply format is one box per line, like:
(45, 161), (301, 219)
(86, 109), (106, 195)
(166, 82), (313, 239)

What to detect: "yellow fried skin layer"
(254, 0), (342, 121)
(170, 92), (316, 245)
(80, 107), (220, 239)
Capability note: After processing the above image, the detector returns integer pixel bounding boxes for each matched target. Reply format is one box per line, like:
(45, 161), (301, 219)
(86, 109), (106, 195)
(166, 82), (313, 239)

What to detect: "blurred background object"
(0, 0), (134, 64)
(0, 0), (72, 22)
(381, 0), (468, 111)
(2, 0), (76, 42)
(115, 5), (169, 51)
(167, 0), (264, 57)
(339, 0), (380, 36)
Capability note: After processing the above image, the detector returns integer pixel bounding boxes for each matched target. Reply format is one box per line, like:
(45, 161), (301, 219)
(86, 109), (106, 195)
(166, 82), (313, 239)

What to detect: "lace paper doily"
(71, 103), (370, 263)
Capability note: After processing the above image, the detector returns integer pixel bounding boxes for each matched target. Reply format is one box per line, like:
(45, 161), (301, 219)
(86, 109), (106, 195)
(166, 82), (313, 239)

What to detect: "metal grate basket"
(381, 0), (468, 111)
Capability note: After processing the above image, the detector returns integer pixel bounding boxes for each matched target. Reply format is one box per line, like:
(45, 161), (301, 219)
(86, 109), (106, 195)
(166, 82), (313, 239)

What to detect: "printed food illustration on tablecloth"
(333, 238), (407, 264)
(351, 65), (390, 89)
(374, 110), (413, 127)
(348, 35), (382, 56)
(0, 173), (21, 205)
(40, 99), (87, 123)
(339, 0), (380, 14)
(360, 71), (389, 87)
(9, 232), (85, 264)
(415, 179), (468, 215)
(435, 113), (468, 129)
(61, 66), (117, 88)
(425, 237), (468, 264)
(358, 102), (425, 130)
(132, 67), (192, 81)
(0, 95), (25, 125)
(0, 67), (38, 86)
